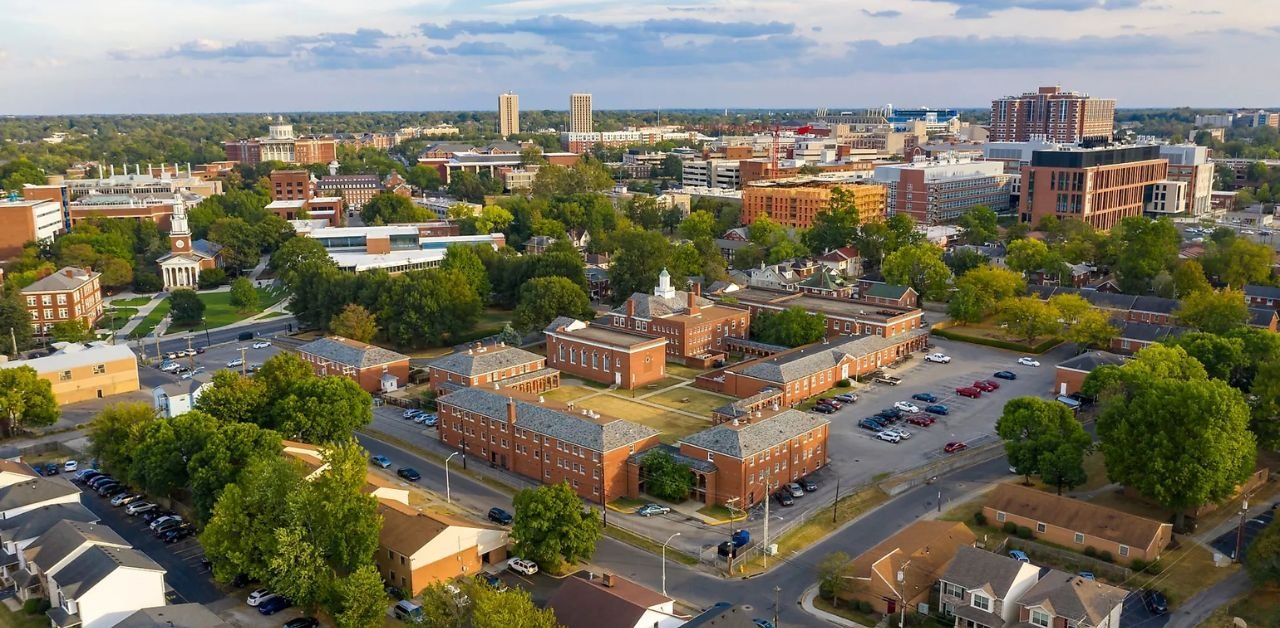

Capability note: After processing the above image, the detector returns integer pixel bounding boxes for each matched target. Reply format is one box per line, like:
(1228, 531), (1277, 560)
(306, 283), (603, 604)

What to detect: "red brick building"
(1019, 145), (1168, 231)
(741, 178), (887, 230)
(725, 288), (923, 338)
(295, 336), (411, 394)
(1052, 350), (1126, 397)
(436, 388), (661, 502)
(270, 170), (314, 201)
(703, 330), (930, 405)
(20, 267), (104, 335)
(608, 270), (750, 367)
(427, 344), (560, 395)
(990, 86), (1116, 144)
(544, 318), (667, 389)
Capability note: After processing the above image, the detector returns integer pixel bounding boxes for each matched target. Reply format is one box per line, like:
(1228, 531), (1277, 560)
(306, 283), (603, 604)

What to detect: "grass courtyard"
(577, 394), (710, 444)
(646, 388), (736, 416)
(166, 287), (285, 333)
(541, 384), (597, 404)
(110, 296), (153, 307)
(131, 299), (170, 338)
(101, 307), (138, 331)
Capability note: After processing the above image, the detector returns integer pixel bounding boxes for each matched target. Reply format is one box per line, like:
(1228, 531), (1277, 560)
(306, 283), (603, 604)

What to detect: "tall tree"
(197, 369), (267, 424)
(511, 482), (603, 572)
(86, 402), (154, 478)
(1202, 237), (1275, 288)
(1038, 443), (1090, 495)
(442, 244), (492, 303)
(957, 205), (999, 244)
(996, 397), (1091, 486)
(0, 292), (36, 358)
(207, 217), (262, 271)
(271, 237), (335, 291)
(379, 269), (483, 348)
(360, 192), (430, 225)
(188, 422), (282, 522)
(330, 303), (379, 343)
(201, 456), (306, 583)
(817, 552), (859, 607)
(470, 581), (560, 628)
(130, 410), (219, 497)
(271, 376), (372, 443)
(330, 563), (390, 628)
(1176, 289), (1250, 334)
(229, 277), (259, 312)
(513, 277), (594, 333)
(1172, 260), (1212, 298)
(678, 210), (718, 242)
(802, 187), (861, 254)
(1112, 216), (1181, 293)
(881, 243), (952, 302)
(638, 449), (695, 502)
(0, 366), (59, 437)
(1005, 238), (1051, 275)
(751, 307), (827, 347)
(608, 229), (673, 305)
(50, 320), (95, 343)
(1167, 332), (1247, 383)
(168, 289), (205, 327)
(996, 297), (1060, 344)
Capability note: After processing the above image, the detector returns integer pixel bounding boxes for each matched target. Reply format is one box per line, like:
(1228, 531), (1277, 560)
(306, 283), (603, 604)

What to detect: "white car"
(63, 460), (77, 472)
(888, 427), (913, 440)
(1017, 357), (1041, 367)
(874, 431), (901, 444)
(508, 558), (539, 576)
(126, 501), (157, 516)
(252, 341), (272, 349)
(159, 361), (180, 372)
(246, 588), (275, 607)
(444, 583), (471, 605)
(924, 353), (951, 364)
(893, 401), (920, 414)
(1241, 229), (1256, 235)
(226, 358), (245, 368)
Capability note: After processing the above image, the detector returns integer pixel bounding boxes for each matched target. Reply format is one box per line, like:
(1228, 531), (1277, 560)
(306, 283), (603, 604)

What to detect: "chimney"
(506, 397), (517, 424)
(626, 299), (635, 319)
(63, 269), (75, 278)
(687, 290), (699, 316)
(602, 573), (616, 588)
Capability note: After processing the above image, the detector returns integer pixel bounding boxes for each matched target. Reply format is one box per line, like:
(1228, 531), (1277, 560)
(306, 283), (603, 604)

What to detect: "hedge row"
(930, 328), (1061, 354)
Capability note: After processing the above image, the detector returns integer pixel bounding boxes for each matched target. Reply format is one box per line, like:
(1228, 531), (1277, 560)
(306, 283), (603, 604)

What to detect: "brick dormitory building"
(608, 269), (750, 367)
(544, 317), (668, 389)
(427, 344), (561, 395)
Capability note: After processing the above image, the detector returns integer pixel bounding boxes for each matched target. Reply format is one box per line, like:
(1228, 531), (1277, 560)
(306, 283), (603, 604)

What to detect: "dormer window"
(1030, 609), (1051, 628)
(971, 593), (991, 612)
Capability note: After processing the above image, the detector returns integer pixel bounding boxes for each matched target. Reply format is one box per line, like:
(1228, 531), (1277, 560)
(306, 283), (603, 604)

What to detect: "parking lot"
(137, 336), (287, 390)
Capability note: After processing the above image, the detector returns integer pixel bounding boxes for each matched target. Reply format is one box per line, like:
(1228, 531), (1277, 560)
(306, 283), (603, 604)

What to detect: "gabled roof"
(800, 267), (846, 290)
(27, 520), (130, 574)
(0, 476), (79, 513)
(54, 545), (164, 600)
(864, 283), (915, 300)
(941, 545), (1034, 597)
(20, 268), (98, 293)
(377, 499), (502, 558)
(1116, 322), (1188, 343)
(850, 520), (977, 602)
(680, 604), (762, 628)
(611, 290), (716, 320)
(116, 604), (230, 627)
(1056, 351), (1126, 373)
(679, 409), (828, 459)
(1130, 295), (1179, 315)
(1249, 307), (1278, 328)
(437, 388), (658, 452)
(0, 503), (98, 545)
(1245, 284), (1280, 300)
(817, 246), (860, 262)
(986, 483), (1171, 551)
(546, 573), (674, 628)
(736, 330), (930, 384)
(1018, 569), (1127, 626)
(428, 344), (543, 377)
(297, 336), (409, 369)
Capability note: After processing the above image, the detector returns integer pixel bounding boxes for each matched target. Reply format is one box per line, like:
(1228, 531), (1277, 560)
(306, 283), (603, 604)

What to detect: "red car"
(956, 386), (982, 398)
(905, 414), (935, 427)
(944, 441), (968, 453)
(817, 398), (842, 410)
(973, 379), (1000, 392)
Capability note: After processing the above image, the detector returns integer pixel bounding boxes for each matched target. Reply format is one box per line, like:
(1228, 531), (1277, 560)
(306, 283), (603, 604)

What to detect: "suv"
(924, 353), (951, 363)
(874, 431), (901, 444)
(487, 507), (514, 525)
(775, 491), (795, 507)
(1142, 590), (1168, 614)
(126, 501), (157, 516)
(955, 386), (982, 398)
(835, 393), (858, 403)
(858, 418), (885, 431)
(812, 403), (836, 414)
(508, 558), (539, 576)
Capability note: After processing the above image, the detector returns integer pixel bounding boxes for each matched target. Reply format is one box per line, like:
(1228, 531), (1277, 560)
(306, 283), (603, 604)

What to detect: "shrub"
(837, 379), (851, 387)
(23, 599), (50, 615)
(1098, 550), (1113, 563)
(1015, 526), (1034, 539)
(857, 600), (873, 613)
(198, 268), (227, 289)
(1083, 546), (1098, 558)
(1129, 558), (1149, 572)
(1002, 521), (1018, 534)
(973, 512), (987, 526)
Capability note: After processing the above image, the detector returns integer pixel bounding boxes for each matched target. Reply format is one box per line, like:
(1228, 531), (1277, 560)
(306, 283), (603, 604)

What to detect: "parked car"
(893, 401), (920, 413)
(887, 427), (912, 439)
(1008, 550), (1030, 563)
(159, 361), (180, 372)
(488, 507), (514, 524)
(397, 468), (421, 481)
(246, 588), (274, 607)
(925, 404), (950, 415)
(509, 558), (539, 575)
(163, 524), (195, 543)
(775, 491), (795, 507)
(873, 411), (899, 424)
(251, 341), (272, 349)
(637, 504), (670, 517)
(754, 619), (776, 628)
(99, 484), (126, 498)
(924, 352), (951, 363)
(63, 460), (77, 472)
(955, 386), (982, 398)
(258, 596), (292, 616)
(905, 414), (935, 427)
(993, 370), (1017, 380)
(879, 407), (904, 419)
(817, 398), (841, 409)
(152, 519), (184, 537)
(111, 493), (142, 507)
(973, 379), (1000, 392)
(284, 619), (320, 628)
(74, 470), (101, 484)
(1017, 357), (1041, 367)
(43, 463), (59, 476)
(1077, 572), (1095, 581)
(421, 415), (439, 427)
(802, 478), (818, 492)
(872, 375), (902, 386)
(143, 510), (174, 523)
(126, 501), (157, 516)
(1142, 589), (1169, 614)
(812, 403), (836, 414)
(403, 409), (424, 419)
(370, 454), (391, 468)
(785, 483), (804, 498)
(149, 515), (183, 531)
(835, 393), (858, 403)
(874, 431), (901, 444)
(911, 392), (937, 403)
(477, 573), (508, 592)
(858, 418), (885, 431)
(226, 358), (244, 368)
(87, 475), (115, 488)
(943, 441), (968, 453)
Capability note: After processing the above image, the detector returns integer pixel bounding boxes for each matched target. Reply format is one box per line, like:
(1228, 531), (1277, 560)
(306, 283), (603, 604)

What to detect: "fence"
(1004, 537), (1133, 580)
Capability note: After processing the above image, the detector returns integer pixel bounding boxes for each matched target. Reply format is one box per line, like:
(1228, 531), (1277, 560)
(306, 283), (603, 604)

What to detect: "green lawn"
(0, 603), (51, 628)
(647, 388), (735, 416)
(110, 296), (153, 307)
(132, 299), (170, 338)
(577, 395), (709, 444)
(167, 288), (285, 333)
(101, 308), (138, 331)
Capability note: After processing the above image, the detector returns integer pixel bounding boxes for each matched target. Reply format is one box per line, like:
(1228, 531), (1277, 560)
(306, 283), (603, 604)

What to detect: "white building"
(46, 545), (166, 628)
(873, 154), (1013, 224)
(982, 139), (1064, 174)
(1195, 113), (1235, 127)
(1159, 144), (1214, 216)
(153, 379), (211, 419)
(293, 223), (506, 274)
(682, 159), (742, 189)
(156, 204), (221, 291)
(1147, 180), (1189, 215)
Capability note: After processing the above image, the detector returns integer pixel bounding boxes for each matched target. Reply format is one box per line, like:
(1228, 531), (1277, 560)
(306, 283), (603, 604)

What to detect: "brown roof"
(282, 441), (401, 495)
(377, 500), (499, 557)
(986, 483), (1170, 550)
(547, 573), (674, 628)
(0, 460), (37, 478)
(848, 520), (976, 603)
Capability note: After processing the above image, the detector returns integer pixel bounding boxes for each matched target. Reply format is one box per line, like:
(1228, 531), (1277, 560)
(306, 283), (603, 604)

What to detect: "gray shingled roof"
(679, 409), (829, 459)
(736, 330), (930, 384)
(1057, 351), (1127, 373)
(298, 336), (409, 369)
(429, 345), (543, 377)
(1250, 307), (1277, 328)
(1018, 569), (1127, 626)
(0, 477), (79, 513)
(1117, 322), (1187, 343)
(116, 604), (230, 628)
(20, 268), (97, 293)
(610, 290), (715, 319)
(941, 546), (1030, 596)
(27, 521), (129, 574)
(1246, 284), (1280, 300)
(438, 387), (658, 451)
(0, 503), (98, 545)
(54, 546), (164, 600)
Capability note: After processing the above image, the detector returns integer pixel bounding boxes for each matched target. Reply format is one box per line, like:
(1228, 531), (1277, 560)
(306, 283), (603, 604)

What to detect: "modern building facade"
(292, 222), (502, 274)
(873, 155), (1012, 224)
(990, 86), (1116, 143)
(570, 93), (593, 133)
(1158, 144), (1213, 216)
(0, 342), (139, 405)
(544, 318), (667, 389)
(741, 177), (887, 229)
(682, 159), (742, 189)
(0, 200), (64, 259)
(21, 268), (103, 335)
(1019, 145), (1168, 230)
(608, 271), (750, 367)
(498, 92), (520, 138)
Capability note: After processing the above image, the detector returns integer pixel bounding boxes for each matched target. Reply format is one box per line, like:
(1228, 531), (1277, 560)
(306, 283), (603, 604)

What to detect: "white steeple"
(170, 204), (190, 236)
(654, 268), (676, 299)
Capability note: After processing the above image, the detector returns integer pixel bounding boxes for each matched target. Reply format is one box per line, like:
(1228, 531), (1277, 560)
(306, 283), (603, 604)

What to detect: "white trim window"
(1030, 609), (1051, 628)
(971, 593), (991, 612)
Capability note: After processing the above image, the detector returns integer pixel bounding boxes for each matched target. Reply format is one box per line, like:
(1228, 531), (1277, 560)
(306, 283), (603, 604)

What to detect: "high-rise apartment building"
(1020, 145), (1167, 231)
(570, 93), (593, 134)
(498, 92), (520, 138)
(990, 86), (1115, 144)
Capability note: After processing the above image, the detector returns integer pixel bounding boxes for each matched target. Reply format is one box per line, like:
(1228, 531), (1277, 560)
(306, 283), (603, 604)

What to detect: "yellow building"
(741, 177), (887, 229)
(0, 342), (139, 405)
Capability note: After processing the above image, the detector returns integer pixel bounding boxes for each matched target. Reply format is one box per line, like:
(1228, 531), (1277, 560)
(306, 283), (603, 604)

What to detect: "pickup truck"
(924, 352), (951, 364)
(873, 375), (903, 386)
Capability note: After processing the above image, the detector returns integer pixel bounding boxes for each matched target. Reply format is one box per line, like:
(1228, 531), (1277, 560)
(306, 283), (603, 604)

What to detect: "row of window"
(993, 511), (1130, 555)
(58, 364), (108, 381)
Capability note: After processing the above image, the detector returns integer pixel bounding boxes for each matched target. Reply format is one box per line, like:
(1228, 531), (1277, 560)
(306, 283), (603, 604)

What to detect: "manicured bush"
(973, 512), (987, 526)
(1083, 546), (1098, 558)
(837, 379), (851, 387)
(1002, 522), (1018, 534)
(857, 600), (873, 613)
(1098, 550), (1113, 563)
(1015, 526), (1034, 539)
(1129, 558), (1149, 572)
(23, 599), (50, 615)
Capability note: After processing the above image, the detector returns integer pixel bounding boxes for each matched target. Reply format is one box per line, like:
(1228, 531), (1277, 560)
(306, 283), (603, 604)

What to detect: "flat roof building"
(0, 342), (139, 406)
(873, 154), (1012, 224)
(990, 86), (1115, 144)
(0, 200), (64, 259)
(1020, 144), (1167, 231)
(741, 176), (887, 229)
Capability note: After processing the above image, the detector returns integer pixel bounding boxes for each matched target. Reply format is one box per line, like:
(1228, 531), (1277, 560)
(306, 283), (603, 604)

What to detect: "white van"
(393, 600), (423, 621)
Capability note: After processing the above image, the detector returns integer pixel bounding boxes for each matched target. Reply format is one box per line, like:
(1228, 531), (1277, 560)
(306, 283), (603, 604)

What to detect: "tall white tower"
(654, 268), (675, 300)
(570, 93), (593, 133)
(268, 116), (295, 140)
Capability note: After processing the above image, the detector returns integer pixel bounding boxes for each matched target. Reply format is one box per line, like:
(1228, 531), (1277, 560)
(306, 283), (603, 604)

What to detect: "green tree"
(944, 248), (989, 277)
(270, 236), (335, 291)
(229, 277), (259, 312)
(1203, 237), (1274, 288)
(1050, 293), (1117, 349)
(360, 192), (430, 225)
(751, 307), (827, 347)
(1038, 443), (1089, 496)
(948, 267), (1025, 323)
(513, 277), (594, 333)
(608, 229), (673, 305)
(0, 292), (36, 358)
(817, 551), (859, 607)
(1176, 289), (1250, 334)
(1167, 332), (1247, 383)
(639, 449), (695, 502)
(1093, 345), (1256, 530)
(471, 581), (559, 628)
(0, 366), (59, 437)
(881, 243), (952, 302)
(168, 289), (205, 327)
(330, 303), (379, 343)
(1172, 260), (1212, 298)
(196, 369), (267, 424)
(442, 244), (492, 303)
(331, 563), (390, 628)
(379, 269), (483, 348)
(87, 402), (154, 478)
(1248, 515), (1280, 584)
(208, 217), (263, 271)
(802, 187), (861, 254)
(678, 210), (718, 242)
(1005, 238), (1051, 275)
(129, 410), (218, 497)
(996, 397), (1091, 487)
(996, 297), (1060, 344)
(1112, 217), (1181, 293)
(511, 482), (603, 572)
(188, 422), (282, 522)
(197, 267), (227, 289)
(271, 376), (372, 443)
(254, 352), (317, 399)
(958, 205), (999, 244)
(97, 257), (134, 291)
(405, 164), (443, 191)
(200, 456), (306, 583)
(50, 319), (95, 343)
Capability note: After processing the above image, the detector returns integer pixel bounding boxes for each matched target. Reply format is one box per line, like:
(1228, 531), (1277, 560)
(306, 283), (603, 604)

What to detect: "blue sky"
(0, 0), (1276, 113)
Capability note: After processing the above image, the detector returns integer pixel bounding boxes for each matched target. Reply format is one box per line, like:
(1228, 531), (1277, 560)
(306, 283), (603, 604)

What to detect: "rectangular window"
(59, 370), (72, 381)
(1030, 609), (1051, 628)
(1036, 522), (1046, 534)
(942, 582), (964, 598)
(93, 364), (105, 375)
(1074, 532), (1085, 544)
(971, 594), (991, 612)
(1119, 545), (1129, 557)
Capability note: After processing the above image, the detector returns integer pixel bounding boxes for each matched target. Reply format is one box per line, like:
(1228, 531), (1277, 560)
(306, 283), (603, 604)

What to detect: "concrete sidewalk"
(799, 584), (867, 627)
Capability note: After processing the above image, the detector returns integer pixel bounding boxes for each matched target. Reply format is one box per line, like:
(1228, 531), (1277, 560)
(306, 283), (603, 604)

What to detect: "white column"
(164, 267), (171, 289)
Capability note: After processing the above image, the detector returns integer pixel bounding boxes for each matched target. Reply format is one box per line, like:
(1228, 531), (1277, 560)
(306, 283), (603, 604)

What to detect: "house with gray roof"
(296, 335), (411, 394)
(0, 503), (98, 591)
(938, 546), (1042, 627)
(46, 545), (165, 628)
(19, 521), (130, 603)
(0, 476), (80, 520)
(436, 387), (659, 502)
(427, 343), (558, 395)
(1015, 569), (1126, 628)
(116, 604), (230, 628)
(152, 377), (211, 419)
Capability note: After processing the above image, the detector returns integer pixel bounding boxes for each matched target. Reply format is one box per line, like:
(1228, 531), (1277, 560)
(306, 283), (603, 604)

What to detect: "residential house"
(374, 499), (508, 596)
(938, 546), (1042, 626)
(0, 477), (81, 520)
(0, 460), (38, 488)
(115, 604), (230, 627)
(1110, 322), (1187, 356)
(816, 246), (863, 277)
(842, 520), (977, 614)
(858, 282), (919, 308)
(0, 503), (99, 591)
(18, 521), (130, 603)
(1015, 570), (1127, 628)
(586, 266), (610, 301)
(724, 288), (923, 339)
(152, 379), (211, 419)
(1245, 284), (1280, 310)
(797, 267), (854, 299)
(295, 336), (411, 394)
(1250, 307), (1280, 332)
(45, 545), (166, 628)
(984, 483), (1173, 565)
(1030, 263), (1093, 288)
(1053, 351), (1127, 397)
(427, 344), (559, 395)
(546, 572), (685, 628)
(1025, 286), (1178, 326)
(544, 318), (667, 389)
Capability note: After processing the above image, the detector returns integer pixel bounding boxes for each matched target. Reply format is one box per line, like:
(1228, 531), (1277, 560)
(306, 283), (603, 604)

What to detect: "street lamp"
(444, 452), (460, 504)
(661, 532), (681, 596)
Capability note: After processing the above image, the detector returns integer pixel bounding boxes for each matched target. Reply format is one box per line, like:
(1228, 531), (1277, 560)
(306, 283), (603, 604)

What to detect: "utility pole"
(896, 560), (912, 628)
(763, 476), (773, 567)
(9, 328), (16, 357)
(239, 346), (248, 376)
(773, 585), (781, 628)
(1235, 499), (1250, 562)
(186, 336), (194, 368)
(833, 478), (840, 524)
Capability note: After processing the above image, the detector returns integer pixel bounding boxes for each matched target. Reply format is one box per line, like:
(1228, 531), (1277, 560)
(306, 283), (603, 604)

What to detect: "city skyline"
(1, 0), (1278, 114)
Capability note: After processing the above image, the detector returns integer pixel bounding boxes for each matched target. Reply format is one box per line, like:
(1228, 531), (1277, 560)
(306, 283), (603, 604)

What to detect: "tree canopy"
(511, 482), (603, 573)
(996, 397), (1091, 492)
(513, 277), (594, 333)
(881, 243), (951, 302)
(0, 366), (59, 437)
(751, 307), (827, 347)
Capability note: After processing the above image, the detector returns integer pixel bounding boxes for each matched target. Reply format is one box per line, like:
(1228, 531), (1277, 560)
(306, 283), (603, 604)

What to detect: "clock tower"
(169, 205), (192, 254)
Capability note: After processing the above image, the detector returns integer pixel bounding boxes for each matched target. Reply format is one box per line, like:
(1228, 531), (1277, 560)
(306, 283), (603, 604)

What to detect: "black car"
(43, 463), (59, 476)
(163, 524), (195, 543)
(775, 491), (795, 507)
(802, 479), (818, 492)
(153, 520), (183, 537)
(143, 509), (174, 523)
(1142, 590), (1168, 614)
(284, 619), (319, 628)
(812, 403), (836, 414)
(859, 418), (885, 431)
(879, 408), (904, 419)
(910, 393), (938, 403)
(397, 468), (421, 482)
(873, 412), (899, 423)
(99, 484), (126, 498)
(74, 471), (102, 484)
(487, 507), (513, 525)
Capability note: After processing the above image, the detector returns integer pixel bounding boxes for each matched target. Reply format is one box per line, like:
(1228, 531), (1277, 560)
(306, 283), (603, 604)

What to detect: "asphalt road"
(133, 317), (298, 359)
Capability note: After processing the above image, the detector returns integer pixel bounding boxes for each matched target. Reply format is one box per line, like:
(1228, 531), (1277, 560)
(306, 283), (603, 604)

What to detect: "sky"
(1, 0), (1277, 114)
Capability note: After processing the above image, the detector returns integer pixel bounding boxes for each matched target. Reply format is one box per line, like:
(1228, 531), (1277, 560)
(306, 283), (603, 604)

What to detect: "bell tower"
(169, 205), (191, 254)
